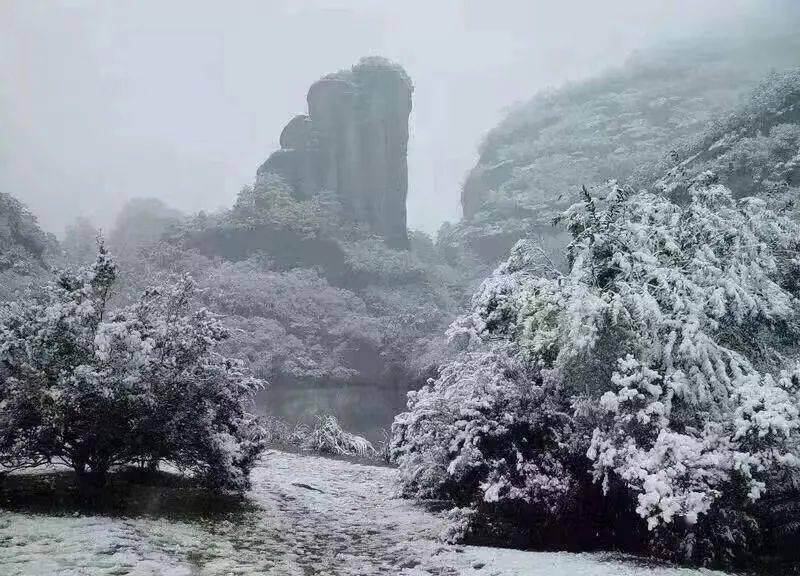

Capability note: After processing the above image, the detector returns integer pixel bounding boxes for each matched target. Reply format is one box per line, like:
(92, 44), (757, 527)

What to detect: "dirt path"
(0, 450), (729, 576)
(247, 450), (458, 575)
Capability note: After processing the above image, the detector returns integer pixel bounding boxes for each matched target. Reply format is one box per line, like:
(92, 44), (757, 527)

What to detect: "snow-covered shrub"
(389, 345), (612, 548)
(392, 176), (800, 565)
(262, 413), (377, 460)
(0, 243), (266, 491)
(304, 414), (376, 459)
(262, 416), (307, 448)
(392, 348), (574, 505)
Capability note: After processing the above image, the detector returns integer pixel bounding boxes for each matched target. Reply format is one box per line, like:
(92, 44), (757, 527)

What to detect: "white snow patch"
(0, 450), (732, 575)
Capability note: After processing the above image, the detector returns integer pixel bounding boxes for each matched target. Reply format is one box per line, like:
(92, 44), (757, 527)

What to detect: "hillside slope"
(0, 191), (54, 299)
(654, 68), (800, 211)
(453, 31), (800, 263)
(108, 59), (470, 395)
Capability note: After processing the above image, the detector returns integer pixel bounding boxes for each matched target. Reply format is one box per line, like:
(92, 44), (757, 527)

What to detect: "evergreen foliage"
(392, 176), (800, 567)
(0, 243), (266, 491)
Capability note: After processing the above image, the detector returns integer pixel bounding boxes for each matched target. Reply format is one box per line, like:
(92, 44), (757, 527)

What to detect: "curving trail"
(0, 450), (728, 576)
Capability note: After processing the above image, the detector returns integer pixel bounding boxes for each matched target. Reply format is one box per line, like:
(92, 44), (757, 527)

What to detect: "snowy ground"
(0, 450), (730, 575)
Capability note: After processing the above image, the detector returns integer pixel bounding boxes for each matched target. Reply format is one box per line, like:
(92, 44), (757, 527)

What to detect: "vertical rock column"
(257, 57), (413, 249)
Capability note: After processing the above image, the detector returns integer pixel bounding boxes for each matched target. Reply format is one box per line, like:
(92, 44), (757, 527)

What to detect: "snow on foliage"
(138, 174), (466, 390)
(654, 69), (800, 213)
(392, 175), (800, 564)
(453, 37), (800, 264)
(0, 242), (266, 490)
(302, 414), (377, 459)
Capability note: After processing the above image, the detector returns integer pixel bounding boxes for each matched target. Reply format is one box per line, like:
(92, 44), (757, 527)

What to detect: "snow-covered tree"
(392, 174), (800, 565)
(0, 242), (266, 490)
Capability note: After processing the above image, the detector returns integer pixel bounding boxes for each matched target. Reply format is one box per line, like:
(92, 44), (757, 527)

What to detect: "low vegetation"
(263, 414), (377, 460)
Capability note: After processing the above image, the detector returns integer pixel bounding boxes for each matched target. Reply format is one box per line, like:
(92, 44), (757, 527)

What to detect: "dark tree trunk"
(74, 458), (108, 499)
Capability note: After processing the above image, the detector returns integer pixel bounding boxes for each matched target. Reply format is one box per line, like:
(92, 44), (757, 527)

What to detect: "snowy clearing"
(0, 450), (731, 576)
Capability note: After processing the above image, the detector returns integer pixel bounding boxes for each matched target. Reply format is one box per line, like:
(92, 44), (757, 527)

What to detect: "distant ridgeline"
(449, 32), (800, 264)
(257, 57), (413, 249)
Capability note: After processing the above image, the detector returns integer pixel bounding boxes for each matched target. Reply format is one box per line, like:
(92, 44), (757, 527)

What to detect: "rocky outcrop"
(258, 57), (413, 248)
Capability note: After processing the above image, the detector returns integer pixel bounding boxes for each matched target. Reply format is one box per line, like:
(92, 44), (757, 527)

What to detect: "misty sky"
(0, 0), (777, 236)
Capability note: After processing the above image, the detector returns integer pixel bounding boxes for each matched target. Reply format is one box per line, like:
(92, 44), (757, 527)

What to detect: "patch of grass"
(0, 467), (255, 521)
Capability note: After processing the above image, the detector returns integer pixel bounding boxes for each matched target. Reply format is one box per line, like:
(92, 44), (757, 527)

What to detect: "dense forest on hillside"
(57, 176), (470, 400)
(0, 192), (54, 299)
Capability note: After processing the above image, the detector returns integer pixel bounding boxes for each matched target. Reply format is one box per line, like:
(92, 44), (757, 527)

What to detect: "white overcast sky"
(0, 0), (782, 236)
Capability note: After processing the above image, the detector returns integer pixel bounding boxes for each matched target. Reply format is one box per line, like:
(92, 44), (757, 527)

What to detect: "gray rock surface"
(258, 57), (413, 248)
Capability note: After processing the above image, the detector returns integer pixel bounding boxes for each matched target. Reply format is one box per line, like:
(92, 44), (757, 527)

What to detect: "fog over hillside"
(0, 0), (792, 237)
(3, 3), (800, 575)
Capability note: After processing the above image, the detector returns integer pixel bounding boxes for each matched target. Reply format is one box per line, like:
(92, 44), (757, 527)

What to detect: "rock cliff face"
(258, 57), (413, 249)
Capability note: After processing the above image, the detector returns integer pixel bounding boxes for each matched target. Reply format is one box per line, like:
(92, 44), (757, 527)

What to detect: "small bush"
(263, 413), (377, 460)
(304, 414), (376, 459)
(0, 243), (267, 492)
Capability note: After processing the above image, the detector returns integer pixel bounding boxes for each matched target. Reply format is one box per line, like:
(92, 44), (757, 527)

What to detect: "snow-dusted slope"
(0, 451), (730, 575)
(452, 31), (800, 264)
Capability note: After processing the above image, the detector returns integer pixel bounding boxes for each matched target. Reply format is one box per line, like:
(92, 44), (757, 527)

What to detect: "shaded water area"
(257, 383), (411, 444)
